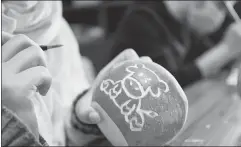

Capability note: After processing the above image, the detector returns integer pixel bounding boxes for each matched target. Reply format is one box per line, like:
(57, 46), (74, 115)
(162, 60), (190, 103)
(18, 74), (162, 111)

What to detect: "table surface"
(170, 74), (241, 146)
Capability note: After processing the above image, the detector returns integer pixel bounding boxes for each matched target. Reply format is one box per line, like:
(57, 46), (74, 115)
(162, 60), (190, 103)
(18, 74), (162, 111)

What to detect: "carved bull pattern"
(100, 64), (170, 131)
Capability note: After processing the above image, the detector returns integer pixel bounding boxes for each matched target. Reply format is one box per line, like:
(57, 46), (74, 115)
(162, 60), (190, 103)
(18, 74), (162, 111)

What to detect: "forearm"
(195, 43), (233, 77)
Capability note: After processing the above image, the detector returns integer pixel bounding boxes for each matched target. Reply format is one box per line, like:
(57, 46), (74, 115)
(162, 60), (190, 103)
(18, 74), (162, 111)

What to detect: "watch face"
(93, 60), (188, 146)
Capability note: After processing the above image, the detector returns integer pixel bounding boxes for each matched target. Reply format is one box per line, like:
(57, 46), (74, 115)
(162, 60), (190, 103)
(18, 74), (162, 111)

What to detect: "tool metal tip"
(48, 44), (63, 48)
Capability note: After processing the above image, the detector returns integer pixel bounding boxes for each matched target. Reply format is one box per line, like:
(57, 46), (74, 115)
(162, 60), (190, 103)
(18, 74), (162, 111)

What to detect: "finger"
(6, 45), (47, 73)
(17, 66), (52, 96)
(110, 48), (139, 65)
(2, 34), (37, 62)
(2, 31), (13, 45)
(99, 49), (139, 77)
(140, 56), (153, 62)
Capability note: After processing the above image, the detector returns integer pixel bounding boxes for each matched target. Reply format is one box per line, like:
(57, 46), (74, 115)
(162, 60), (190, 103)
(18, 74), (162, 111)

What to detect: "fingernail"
(89, 111), (101, 123)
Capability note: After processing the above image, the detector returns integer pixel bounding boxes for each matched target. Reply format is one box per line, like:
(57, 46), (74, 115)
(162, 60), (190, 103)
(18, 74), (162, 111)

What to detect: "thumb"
(76, 103), (101, 124)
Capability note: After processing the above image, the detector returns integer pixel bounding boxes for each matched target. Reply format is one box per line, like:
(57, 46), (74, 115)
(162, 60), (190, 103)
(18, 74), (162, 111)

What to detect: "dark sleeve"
(2, 106), (47, 146)
(172, 63), (203, 88)
(109, 6), (169, 68)
(109, 6), (202, 88)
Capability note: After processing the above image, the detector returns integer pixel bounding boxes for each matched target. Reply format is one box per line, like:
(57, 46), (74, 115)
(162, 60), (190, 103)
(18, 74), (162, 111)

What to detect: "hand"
(222, 21), (241, 58)
(2, 32), (52, 138)
(75, 49), (152, 124)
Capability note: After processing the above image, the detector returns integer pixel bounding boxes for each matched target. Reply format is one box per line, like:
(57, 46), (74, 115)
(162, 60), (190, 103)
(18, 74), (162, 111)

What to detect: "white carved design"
(100, 64), (169, 131)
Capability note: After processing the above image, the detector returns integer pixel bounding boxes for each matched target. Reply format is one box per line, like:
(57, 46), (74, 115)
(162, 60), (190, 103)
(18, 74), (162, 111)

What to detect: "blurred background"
(62, 0), (134, 73)
(62, 0), (241, 74)
(62, 1), (241, 146)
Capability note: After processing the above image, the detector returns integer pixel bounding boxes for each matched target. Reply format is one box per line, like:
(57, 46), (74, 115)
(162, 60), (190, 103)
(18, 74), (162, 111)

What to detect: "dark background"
(62, 1), (241, 73)
(62, 1), (134, 73)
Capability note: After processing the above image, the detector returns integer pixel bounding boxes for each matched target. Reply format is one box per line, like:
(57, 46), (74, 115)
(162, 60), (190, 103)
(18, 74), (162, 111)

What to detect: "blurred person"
(109, 1), (241, 87)
(1, 1), (152, 146)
